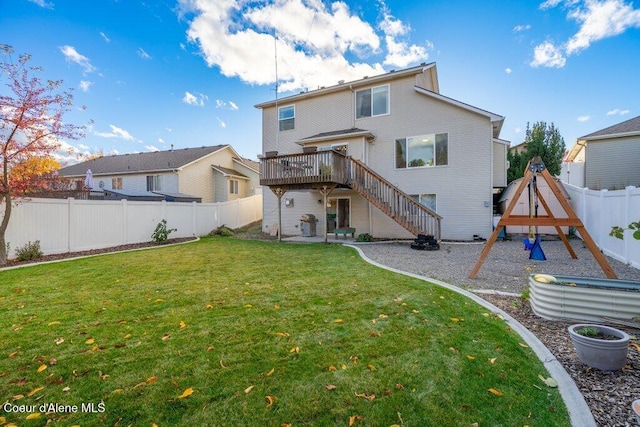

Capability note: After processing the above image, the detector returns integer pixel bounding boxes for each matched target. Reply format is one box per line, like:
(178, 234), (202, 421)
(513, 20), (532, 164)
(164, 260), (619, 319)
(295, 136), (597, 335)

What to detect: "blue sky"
(2, 0), (639, 164)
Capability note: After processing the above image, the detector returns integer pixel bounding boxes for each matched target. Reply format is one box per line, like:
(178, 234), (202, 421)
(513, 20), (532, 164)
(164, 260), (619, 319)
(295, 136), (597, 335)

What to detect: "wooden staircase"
(347, 158), (442, 239)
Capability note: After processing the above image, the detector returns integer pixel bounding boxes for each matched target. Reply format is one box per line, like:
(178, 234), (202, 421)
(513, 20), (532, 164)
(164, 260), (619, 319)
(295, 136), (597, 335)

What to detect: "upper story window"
(112, 177), (122, 190)
(146, 175), (162, 191)
(355, 85), (389, 118)
(395, 133), (448, 169)
(279, 105), (295, 131)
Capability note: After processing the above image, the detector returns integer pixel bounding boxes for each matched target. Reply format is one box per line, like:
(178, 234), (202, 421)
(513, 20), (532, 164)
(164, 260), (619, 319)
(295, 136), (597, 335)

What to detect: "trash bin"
(300, 214), (317, 237)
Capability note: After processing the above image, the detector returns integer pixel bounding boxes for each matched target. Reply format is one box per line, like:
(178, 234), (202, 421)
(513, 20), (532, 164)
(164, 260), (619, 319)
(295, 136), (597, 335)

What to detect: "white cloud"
(77, 143), (89, 150)
(532, 0), (640, 67)
(530, 41), (566, 67)
(183, 91), (207, 106)
(607, 108), (630, 115)
(27, 0), (53, 9)
(577, 114), (590, 121)
(79, 80), (92, 92)
(379, 11), (431, 67)
(216, 117), (226, 128)
(566, 0), (640, 54)
(539, 0), (564, 9)
(59, 45), (96, 73)
(505, 67), (512, 74)
(158, 137), (165, 143)
(137, 48), (152, 59)
(100, 32), (111, 43)
(94, 124), (140, 142)
(216, 99), (239, 110)
(513, 24), (531, 32)
(178, 0), (424, 93)
(145, 145), (160, 152)
(515, 127), (522, 133)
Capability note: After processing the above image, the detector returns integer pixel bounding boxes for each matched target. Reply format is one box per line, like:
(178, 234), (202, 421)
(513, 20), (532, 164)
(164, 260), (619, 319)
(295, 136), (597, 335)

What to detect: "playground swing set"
(469, 156), (617, 279)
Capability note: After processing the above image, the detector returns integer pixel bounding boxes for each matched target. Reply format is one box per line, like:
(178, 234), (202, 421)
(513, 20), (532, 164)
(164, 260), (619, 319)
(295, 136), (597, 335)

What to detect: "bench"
(334, 227), (356, 238)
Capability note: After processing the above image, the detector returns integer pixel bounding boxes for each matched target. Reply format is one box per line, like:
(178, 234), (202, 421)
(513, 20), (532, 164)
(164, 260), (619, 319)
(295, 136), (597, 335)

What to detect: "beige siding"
(586, 136), (640, 190)
(95, 172), (178, 193)
(493, 141), (508, 188)
(261, 71), (498, 240)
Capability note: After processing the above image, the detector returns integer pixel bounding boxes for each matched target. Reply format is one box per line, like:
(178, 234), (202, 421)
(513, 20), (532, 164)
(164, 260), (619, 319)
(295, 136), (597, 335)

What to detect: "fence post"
(67, 198), (74, 252)
(597, 189), (608, 247)
(121, 199), (128, 244)
(192, 201), (197, 236)
(623, 186), (634, 265)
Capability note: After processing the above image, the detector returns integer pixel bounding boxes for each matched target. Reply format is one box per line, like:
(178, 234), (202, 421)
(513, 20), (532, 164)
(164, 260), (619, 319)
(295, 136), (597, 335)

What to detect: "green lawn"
(0, 238), (569, 426)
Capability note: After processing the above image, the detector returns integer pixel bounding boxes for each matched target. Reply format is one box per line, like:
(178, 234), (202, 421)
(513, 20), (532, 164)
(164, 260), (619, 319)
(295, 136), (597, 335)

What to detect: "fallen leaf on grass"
(219, 360), (227, 369)
(367, 364), (376, 371)
(207, 346), (215, 352)
(518, 343), (529, 348)
(289, 346), (300, 354)
(355, 392), (375, 401)
(244, 385), (254, 394)
(177, 387), (193, 399)
(325, 384), (336, 390)
(155, 298), (164, 303)
(328, 365), (337, 372)
(334, 319), (344, 323)
(48, 321), (60, 326)
(27, 386), (44, 397)
(265, 395), (277, 407)
(85, 338), (95, 345)
(348, 415), (363, 426)
(162, 334), (171, 341)
(488, 388), (504, 396)
(489, 357), (497, 364)
(124, 334), (132, 339)
(266, 368), (275, 377)
(26, 413), (41, 420)
(37, 364), (47, 373)
(244, 304), (253, 308)
(55, 337), (65, 345)
(147, 376), (157, 384)
(13, 394), (24, 401)
(466, 355), (475, 360)
(538, 375), (558, 388)
(276, 332), (289, 337)
(179, 321), (186, 329)
(206, 304), (213, 309)
(630, 342), (640, 352)
(8, 351), (18, 358)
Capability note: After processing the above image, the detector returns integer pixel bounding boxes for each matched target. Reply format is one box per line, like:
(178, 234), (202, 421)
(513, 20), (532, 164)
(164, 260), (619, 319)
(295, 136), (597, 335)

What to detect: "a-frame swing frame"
(469, 157), (617, 279)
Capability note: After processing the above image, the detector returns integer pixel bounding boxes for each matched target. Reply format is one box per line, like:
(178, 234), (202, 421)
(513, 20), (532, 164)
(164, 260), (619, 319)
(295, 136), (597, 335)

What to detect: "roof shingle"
(58, 145), (229, 177)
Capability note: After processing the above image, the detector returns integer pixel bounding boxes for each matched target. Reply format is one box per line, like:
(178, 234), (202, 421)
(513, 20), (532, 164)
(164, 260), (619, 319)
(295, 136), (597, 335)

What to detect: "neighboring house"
(255, 63), (508, 240)
(57, 145), (260, 203)
(563, 115), (640, 190)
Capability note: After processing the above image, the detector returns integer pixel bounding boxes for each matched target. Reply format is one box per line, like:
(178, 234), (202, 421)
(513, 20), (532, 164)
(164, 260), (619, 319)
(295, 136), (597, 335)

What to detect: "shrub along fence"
(563, 183), (640, 269)
(3, 195), (262, 256)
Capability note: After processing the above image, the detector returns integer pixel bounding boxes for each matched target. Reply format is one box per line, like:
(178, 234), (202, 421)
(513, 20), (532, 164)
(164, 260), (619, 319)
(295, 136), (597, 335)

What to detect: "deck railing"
(260, 151), (442, 238)
(260, 151), (348, 186)
(347, 158), (442, 239)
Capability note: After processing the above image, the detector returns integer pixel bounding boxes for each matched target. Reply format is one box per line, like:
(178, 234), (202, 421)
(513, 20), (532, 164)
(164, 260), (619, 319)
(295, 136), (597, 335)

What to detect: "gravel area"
(354, 238), (640, 294)
(355, 238), (640, 427)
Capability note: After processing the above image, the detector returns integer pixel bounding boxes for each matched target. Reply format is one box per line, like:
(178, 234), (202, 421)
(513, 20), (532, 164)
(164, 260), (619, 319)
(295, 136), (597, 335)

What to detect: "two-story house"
(58, 145), (260, 203)
(256, 63), (508, 241)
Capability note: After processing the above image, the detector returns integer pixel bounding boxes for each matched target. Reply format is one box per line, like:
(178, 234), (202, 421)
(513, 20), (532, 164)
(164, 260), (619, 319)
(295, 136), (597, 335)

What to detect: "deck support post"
(271, 187), (286, 242)
(318, 185), (335, 243)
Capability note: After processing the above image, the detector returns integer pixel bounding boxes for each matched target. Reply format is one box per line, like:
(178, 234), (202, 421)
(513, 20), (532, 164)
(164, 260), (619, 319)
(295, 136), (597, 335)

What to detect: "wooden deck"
(260, 151), (348, 188)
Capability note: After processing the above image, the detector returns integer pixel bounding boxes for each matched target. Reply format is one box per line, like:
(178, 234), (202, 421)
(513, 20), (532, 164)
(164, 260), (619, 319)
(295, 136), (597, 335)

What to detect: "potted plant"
(568, 324), (630, 371)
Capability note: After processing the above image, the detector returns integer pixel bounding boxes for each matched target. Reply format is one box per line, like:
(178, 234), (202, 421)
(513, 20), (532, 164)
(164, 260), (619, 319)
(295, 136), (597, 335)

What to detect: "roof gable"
(58, 145), (229, 177)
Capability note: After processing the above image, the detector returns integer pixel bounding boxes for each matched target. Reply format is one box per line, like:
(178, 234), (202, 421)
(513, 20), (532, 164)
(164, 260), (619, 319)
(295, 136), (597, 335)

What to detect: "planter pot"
(568, 324), (629, 371)
(633, 399), (640, 425)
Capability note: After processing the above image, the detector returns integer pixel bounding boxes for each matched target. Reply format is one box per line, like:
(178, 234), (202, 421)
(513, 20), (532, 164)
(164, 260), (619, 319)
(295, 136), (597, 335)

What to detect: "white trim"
(210, 165), (250, 180)
(414, 86), (504, 123)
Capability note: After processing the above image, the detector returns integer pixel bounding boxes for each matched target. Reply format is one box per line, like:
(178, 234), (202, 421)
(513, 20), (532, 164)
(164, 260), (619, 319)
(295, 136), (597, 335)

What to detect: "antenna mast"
(274, 30), (279, 152)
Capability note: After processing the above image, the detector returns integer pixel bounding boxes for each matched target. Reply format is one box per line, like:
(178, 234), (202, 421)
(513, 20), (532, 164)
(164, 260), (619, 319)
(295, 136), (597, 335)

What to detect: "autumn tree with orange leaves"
(0, 45), (85, 264)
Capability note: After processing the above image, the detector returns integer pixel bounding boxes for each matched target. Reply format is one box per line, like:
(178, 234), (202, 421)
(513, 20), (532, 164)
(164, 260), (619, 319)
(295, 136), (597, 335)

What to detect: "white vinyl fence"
(3, 195), (262, 256)
(563, 183), (640, 269)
